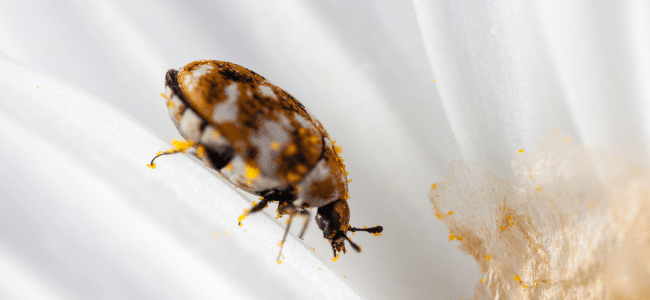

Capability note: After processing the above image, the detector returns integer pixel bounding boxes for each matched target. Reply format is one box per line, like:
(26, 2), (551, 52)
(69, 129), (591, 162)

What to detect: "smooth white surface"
(414, 0), (650, 177)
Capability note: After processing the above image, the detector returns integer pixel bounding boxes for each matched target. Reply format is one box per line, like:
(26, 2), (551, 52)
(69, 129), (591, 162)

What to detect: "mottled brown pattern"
(178, 60), (325, 184)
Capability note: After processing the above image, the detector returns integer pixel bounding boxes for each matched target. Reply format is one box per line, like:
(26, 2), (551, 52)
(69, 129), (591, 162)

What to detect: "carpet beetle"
(150, 60), (382, 260)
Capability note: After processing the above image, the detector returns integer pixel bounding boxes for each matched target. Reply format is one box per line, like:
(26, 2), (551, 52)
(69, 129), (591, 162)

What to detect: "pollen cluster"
(430, 133), (650, 299)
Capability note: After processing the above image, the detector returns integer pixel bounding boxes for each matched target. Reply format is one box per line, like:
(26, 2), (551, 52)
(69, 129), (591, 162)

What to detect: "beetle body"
(155, 60), (382, 258)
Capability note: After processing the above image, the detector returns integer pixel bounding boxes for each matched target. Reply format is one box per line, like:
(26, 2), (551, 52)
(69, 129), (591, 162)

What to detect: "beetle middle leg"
(276, 205), (310, 260)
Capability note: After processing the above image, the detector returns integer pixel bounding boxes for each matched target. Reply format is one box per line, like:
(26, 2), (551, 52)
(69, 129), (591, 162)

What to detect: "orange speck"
(507, 215), (512, 221)
(343, 276), (346, 278)
(332, 255), (339, 262)
(449, 234), (456, 241)
(509, 222), (514, 226)
(447, 211), (454, 215)
(435, 212), (442, 219)
(504, 206), (507, 210)
(146, 163), (156, 169)
(523, 285), (527, 288)
(481, 278), (484, 283)
(431, 183), (437, 190)
(457, 236), (463, 241)
(519, 149), (524, 153)
(514, 274), (521, 281)
(485, 254), (491, 261)
(285, 143), (298, 155)
(501, 226), (507, 230)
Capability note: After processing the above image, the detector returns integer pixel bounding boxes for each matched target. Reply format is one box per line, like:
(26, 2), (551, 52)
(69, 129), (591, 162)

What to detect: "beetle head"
(315, 199), (383, 257)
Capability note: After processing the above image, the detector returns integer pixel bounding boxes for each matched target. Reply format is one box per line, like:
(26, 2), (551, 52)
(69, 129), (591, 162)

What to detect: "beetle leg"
(247, 198), (271, 214)
(297, 209), (310, 240)
(277, 211), (295, 261)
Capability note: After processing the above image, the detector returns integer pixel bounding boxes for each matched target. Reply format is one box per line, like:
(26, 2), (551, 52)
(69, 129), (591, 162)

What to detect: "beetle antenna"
(343, 235), (361, 252)
(149, 150), (181, 166)
(350, 225), (383, 234)
(277, 213), (294, 261)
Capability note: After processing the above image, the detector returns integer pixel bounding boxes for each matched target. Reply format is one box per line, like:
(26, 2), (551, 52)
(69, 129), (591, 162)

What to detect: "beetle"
(149, 60), (382, 260)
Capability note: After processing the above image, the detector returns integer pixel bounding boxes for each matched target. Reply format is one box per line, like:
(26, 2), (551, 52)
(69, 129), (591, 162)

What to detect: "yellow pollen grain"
(501, 226), (507, 230)
(523, 285), (527, 288)
(238, 213), (246, 226)
(156, 151), (163, 155)
(332, 255), (339, 262)
(270, 141), (280, 150)
(449, 234), (456, 241)
(168, 101), (174, 108)
(536, 187), (541, 192)
(564, 137), (571, 144)
(319, 268), (321, 270)
(433, 79), (436, 82)
(554, 129), (560, 135)
(529, 174), (533, 178)
(226, 163), (233, 171)
(431, 183), (437, 190)
(310, 135), (319, 144)
(146, 163), (156, 169)
(373, 232), (382, 237)
(343, 276), (346, 278)
(196, 145), (206, 158)
(507, 215), (512, 221)
(485, 254), (491, 261)
(481, 278), (484, 283)
(509, 222), (514, 226)
(277, 260), (282, 264)
(347, 179), (352, 183)
(37, 86), (39, 89)
(514, 274), (521, 281)
(171, 139), (194, 152)
(160, 93), (165, 98)
(457, 236), (462, 241)
(518, 149), (524, 153)
(245, 164), (260, 179)
(435, 212), (442, 219)
(277, 242), (283, 246)
(447, 211), (454, 215)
